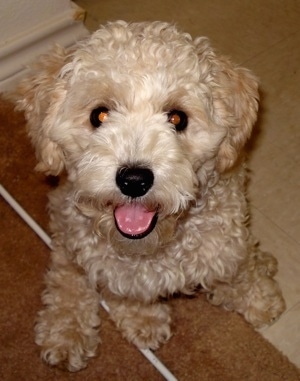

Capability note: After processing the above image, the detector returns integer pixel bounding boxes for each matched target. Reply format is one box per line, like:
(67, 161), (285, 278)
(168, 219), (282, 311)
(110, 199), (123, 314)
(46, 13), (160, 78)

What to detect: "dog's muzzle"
(114, 166), (158, 239)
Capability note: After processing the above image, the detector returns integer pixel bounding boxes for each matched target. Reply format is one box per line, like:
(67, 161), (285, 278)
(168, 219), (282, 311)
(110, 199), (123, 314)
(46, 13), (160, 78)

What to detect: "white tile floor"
(74, 0), (300, 367)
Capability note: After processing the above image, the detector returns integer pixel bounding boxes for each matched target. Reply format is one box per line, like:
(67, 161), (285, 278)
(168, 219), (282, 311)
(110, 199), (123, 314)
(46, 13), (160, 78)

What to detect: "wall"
(0, 0), (88, 91)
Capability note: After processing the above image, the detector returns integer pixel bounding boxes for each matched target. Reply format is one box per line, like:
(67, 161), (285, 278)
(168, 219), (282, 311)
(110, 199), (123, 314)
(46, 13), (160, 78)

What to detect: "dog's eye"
(168, 110), (188, 132)
(90, 107), (109, 128)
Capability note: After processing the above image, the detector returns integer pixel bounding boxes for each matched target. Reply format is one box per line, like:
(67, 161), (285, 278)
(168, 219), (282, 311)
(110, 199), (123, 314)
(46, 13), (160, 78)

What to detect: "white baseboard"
(0, 7), (89, 92)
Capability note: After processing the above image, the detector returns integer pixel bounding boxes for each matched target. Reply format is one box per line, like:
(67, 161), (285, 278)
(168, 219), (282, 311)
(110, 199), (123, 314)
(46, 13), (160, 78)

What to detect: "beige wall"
(0, 0), (88, 91)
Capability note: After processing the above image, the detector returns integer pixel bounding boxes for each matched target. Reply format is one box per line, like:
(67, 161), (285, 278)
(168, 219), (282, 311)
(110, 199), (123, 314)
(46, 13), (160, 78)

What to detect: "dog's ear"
(16, 46), (69, 175)
(195, 38), (259, 172)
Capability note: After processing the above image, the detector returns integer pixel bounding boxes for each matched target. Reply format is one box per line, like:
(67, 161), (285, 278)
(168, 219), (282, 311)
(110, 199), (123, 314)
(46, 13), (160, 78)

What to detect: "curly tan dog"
(17, 21), (285, 371)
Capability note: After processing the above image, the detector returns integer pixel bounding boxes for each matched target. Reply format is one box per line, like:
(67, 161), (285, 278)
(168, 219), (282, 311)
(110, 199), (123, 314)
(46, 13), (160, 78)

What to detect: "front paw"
(112, 302), (172, 350)
(124, 314), (172, 350)
(35, 309), (100, 371)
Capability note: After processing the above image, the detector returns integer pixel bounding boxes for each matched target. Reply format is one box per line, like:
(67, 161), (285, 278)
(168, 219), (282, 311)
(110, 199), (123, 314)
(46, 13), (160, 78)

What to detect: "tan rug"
(1, 97), (299, 380)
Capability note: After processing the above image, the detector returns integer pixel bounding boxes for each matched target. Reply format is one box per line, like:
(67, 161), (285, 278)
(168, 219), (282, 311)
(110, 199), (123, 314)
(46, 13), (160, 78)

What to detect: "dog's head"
(17, 21), (258, 255)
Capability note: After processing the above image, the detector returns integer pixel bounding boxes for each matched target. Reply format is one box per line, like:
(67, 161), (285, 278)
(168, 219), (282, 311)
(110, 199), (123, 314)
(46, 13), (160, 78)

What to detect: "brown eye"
(168, 110), (188, 132)
(90, 107), (109, 128)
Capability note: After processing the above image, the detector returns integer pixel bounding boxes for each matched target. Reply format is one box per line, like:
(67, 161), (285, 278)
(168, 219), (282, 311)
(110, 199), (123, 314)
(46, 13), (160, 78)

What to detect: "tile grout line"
(250, 204), (300, 246)
(241, 29), (300, 66)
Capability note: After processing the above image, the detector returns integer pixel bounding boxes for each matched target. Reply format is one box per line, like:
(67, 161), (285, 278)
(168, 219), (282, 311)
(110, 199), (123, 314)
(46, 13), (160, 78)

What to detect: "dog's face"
(18, 21), (259, 255)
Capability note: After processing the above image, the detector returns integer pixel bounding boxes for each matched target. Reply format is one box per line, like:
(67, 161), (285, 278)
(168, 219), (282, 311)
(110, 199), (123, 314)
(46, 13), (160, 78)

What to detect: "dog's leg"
(207, 249), (286, 328)
(35, 251), (100, 372)
(104, 295), (172, 350)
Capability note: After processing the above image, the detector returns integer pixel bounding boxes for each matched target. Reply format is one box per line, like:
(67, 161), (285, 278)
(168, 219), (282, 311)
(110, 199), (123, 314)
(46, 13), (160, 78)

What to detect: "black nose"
(116, 166), (154, 198)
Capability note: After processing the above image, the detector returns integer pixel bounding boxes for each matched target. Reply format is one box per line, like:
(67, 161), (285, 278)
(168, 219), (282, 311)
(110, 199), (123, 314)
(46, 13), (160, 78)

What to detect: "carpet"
(1, 97), (299, 380)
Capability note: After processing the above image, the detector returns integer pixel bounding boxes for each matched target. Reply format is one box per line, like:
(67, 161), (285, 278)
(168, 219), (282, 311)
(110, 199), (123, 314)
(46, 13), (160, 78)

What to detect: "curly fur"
(16, 21), (285, 372)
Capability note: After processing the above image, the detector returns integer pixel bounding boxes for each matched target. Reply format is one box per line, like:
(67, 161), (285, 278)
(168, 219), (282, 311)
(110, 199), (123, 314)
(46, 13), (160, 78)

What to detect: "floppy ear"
(196, 38), (259, 172)
(16, 46), (69, 175)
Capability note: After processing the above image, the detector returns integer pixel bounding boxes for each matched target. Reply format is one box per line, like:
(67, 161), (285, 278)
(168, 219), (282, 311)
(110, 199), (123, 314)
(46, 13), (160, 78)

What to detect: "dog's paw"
(35, 309), (100, 371)
(242, 277), (286, 328)
(112, 302), (172, 350)
(207, 275), (285, 329)
(123, 313), (172, 350)
(39, 331), (99, 372)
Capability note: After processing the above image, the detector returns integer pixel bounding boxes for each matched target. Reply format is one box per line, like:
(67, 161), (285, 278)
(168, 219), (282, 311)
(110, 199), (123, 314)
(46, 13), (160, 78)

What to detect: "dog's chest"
(91, 225), (206, 301)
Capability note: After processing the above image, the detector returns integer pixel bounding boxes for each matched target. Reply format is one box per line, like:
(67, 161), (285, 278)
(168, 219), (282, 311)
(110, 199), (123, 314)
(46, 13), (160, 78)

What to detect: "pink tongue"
(114, 204), (156, 236)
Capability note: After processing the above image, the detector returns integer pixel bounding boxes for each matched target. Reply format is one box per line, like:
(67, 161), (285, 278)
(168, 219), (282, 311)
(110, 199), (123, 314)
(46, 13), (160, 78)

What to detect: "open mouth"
(114, 203), (158, 239)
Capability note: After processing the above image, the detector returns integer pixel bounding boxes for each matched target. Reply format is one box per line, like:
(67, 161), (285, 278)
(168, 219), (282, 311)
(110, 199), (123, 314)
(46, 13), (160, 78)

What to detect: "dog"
(16, 21), (285, 372)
